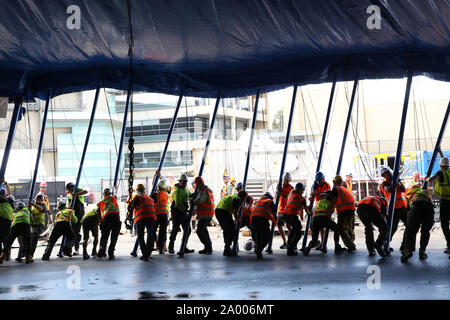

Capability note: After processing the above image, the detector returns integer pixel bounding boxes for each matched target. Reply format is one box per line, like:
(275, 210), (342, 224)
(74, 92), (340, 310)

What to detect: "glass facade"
(125, 150), (193, 169)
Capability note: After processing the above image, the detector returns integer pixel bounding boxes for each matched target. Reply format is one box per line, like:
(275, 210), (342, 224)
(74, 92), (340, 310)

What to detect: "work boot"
(287, 249), (298, 256)
(130, 251), (137, 257)
(347, 245), (356, 253)
(159, 249), (165, 255)
(163, 243), (167, 252)
(97, 247), (106, 258)
(168, 241), (175, 254)
(374, 243), (387, 258)
(303, 240), (319, 257)
(265, 248), (273, 254)
(368, 249), (376, 257)
(2, 248), (10, 261)
(314, 241), (322, 251)
(91, 248), (97, 257)
(400, 249), (413, 262)
(42, 247), (52, 261)
(255, 250), (263, 259)
(199, 248), (212, 255)
(223, 246), (233, 256)
(419, 250), (428, 260)
(140, 255), (149, 261)
(15, 257), (22, 263)
(72, 250), (79, 256)
(444, 246), (450, 254)
(83, 249), (90, 260)
(184, 248), (194, 254)
(335, 245), (347, 254)
(280, 242), (287, 249)
(63, 247), (72, 257)
(108, 254), (115, 260)
(25, 256), (34, 264)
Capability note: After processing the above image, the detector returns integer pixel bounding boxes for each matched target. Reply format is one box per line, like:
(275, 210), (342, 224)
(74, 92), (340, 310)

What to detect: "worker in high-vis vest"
(303, 191), (344, 256)
(65, 182), (88, 255)
(240, 194), (256, 241)
(151, 180), (170, 254)
(38, 182), (51, 213)
(275, 172), (294, 251)
(427, 157), (450, 255)
(250, 192), (276, 259)
(28, 194), (47, 258)
(330, 175), (357, 253)
(0, 187), (14, 263)
(168, 174), (194, 255)
(128, 184), (156, 261)
(216, 190), (248, 256)
(401, 184), (435, 262)
(0, 202), (33, 264)
(379, 166), (408, 252)
(283, 182), (311, 256)
(97, 187), (121, 260)
(81, 207), (100, 260)
(42, 201), (78, 260)
(192, 176), (215, 255)
(356, 195), (388, 257)
(308, 171), (331, 252)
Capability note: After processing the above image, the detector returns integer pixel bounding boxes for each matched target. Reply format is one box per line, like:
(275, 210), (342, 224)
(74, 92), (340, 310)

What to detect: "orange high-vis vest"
(242, 196), (254, 218)
(251, 197), (276, 224)
(314, 181), (331, 201)
(133, 194), (156, 223)
(154, 190), (169, 215)
(97, 195), (120, 222)
(283, 191), (305, 220)
(335, 185), (356, 214)
(278, 184), (293, 213)
(196, 187), (215, 217)
(379, 180), (407, 209)
(358, 196), (382, 213)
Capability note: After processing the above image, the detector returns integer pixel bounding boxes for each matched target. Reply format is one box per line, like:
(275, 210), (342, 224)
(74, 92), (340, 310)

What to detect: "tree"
(272, 110), (283, 130)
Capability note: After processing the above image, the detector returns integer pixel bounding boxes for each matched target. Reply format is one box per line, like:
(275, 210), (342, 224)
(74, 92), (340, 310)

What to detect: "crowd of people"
(0, 156), (449, 265)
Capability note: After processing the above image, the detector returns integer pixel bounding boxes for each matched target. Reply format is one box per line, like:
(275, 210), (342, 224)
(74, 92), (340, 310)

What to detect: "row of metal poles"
(1, 72), (449, 257)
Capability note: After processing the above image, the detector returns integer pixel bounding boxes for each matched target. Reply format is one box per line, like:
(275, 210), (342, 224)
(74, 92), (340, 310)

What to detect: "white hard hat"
(440, 157), (450, 167)
(284, 172), (292, 180)
(380, 167), (392, 176)
(244, 239), (255, 251)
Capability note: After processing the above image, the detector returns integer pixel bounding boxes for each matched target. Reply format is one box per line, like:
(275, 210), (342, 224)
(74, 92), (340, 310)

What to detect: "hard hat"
(346, 173), (353, 178)
(440, 157), (450, 167)
(194, 176), (204, 185)
(236, 182), (243, 189)
(40, 182), (47, 187)
(263, 192), (273, 200)
(244, 239), (255, 251)
(413, 171), (420, 179)
(284, 172), (292, 181)
(35, 194), (44, 201)
(231, 177), (236, 182)
(223, 169), (229, 177)
(65, 182), (75, 189)
(379, 167), (392, 176)
(58, 201), (66, 210)
(103, 187), (111, 195)
(158, 180), (167, 189)
(6, 195), (15, 207)
(0, 188), (6, 197)
(179, 173), (188, 181)
(16, 201), (25, 210)
(238, 190), (248, 199)
(333, 175), (343, 182)
(136, 184), (145, 191)
(295, 182), (305, 191)
(315, 171), (325, 182)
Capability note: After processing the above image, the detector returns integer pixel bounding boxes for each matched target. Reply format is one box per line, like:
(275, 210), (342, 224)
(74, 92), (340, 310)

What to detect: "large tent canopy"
(1, 0), (449, 99)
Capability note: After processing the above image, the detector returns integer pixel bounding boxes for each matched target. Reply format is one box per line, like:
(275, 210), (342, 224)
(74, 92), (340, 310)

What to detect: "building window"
(125, 150), (193, 169)
(214, 117), (232, 140)
(236, 119), (249, 140)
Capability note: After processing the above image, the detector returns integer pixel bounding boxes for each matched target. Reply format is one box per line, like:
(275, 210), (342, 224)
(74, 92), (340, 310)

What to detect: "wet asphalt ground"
(0, 220), (449, 300)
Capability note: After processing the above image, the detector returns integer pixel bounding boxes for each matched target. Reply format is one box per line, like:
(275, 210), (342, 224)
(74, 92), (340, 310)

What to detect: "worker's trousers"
(404, 201), (435, 252)
(196, 216), (212, 250)
(44, 221), (75, 258)
(337, 210), (356, 250)
(310, 215), (340, 247)
(153, 214), (168, 251)
(30, 224), (45, 257)
(283, 214), (303, 253)
(251, 216), (271, 254)
(215, 209), (234, 248)
(440, 199), (450, 247)
(357, 204), (387, 252)
(3, 223), (31, 258)
(0, 217), (11, 256)
(136, 218), (155, 258)
(169, 209), (190, 245)
(241, 216), (256, 241)
(99, 213), (121, 257)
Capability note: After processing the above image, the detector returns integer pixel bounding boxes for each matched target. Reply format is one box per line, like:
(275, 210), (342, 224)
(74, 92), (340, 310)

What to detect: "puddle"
(175, 293), (193, 298)
(138, 291), (170, 300)
(0, 287), (11, 294)
(18, 285), (38, 292)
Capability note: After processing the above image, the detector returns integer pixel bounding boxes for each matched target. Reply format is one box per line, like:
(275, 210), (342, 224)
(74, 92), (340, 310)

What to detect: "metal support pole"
(384, 71), (413, 253)
(131, 89), (184, 255)
(151, 89), (184, 194)
(178, 90), (221, 256)
(231, 89), (260, 255)
(301, 76), (337, 251)
(322, 77), (358, 250)
(113, 82), (132, 190)
(423, 101), (450, 190)
(267, 85), (298, 253)
(59, 85), (100, 256)
(0, 98), (24, 185)
(28, 90), (52, 202)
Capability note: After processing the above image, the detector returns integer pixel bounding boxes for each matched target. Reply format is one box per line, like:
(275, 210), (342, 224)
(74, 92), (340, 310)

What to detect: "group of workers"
(0, 156), (449, 264)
